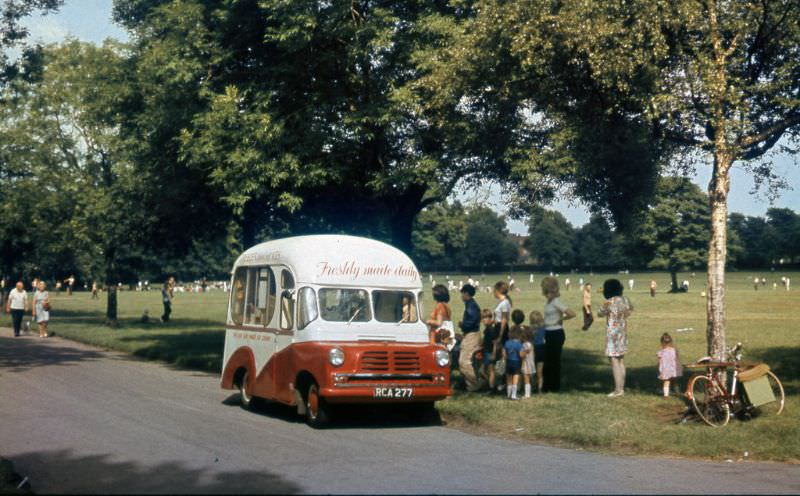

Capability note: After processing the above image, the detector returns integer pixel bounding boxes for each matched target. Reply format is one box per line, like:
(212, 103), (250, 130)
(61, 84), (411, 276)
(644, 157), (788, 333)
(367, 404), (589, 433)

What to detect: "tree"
(411, 202), (468, 269)
(464, 206), (519, 269)
(525, 207), (575, 270)
(449, 0), (800, 360)
(115, 0), (518, 254)
(0, 0), (62, 82)
(764, 208), (800, 264)
(634, 177), (710, 291)
(574, 214), (618, 271)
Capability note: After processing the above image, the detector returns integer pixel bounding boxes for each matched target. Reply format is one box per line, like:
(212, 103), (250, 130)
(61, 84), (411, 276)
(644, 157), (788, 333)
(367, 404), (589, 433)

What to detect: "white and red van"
(220, 235), (451, 427)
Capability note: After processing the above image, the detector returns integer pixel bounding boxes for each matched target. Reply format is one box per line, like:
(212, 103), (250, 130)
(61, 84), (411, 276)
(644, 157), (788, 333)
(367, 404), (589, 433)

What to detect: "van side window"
(279, 269), (295, 330)
(230, 268), (247, 325)
(297, 287), (318, 330)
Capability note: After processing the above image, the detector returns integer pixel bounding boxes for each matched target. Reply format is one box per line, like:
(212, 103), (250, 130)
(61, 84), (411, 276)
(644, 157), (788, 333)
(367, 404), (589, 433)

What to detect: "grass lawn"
(23, 270), (800, 462)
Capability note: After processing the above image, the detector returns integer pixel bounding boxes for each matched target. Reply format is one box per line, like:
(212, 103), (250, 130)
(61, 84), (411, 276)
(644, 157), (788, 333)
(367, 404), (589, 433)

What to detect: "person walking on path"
(6, 281), (28, 337)
(457, 284), (482, 392)
(32, 281), (50, 338)
(161, 279), (173, 323)
(599, 279), (633, 398)
(541, 276), (576, 393)
(581, 283), (593, 331)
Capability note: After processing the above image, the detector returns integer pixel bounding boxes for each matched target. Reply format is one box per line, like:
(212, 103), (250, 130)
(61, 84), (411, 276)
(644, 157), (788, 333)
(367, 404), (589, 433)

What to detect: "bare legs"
(609, 356), (626, 396)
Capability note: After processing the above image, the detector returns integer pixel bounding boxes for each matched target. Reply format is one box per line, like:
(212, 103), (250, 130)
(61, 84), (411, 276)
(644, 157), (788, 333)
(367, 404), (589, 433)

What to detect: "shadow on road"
(10, 449), (301, 494)
(0, 335), (104, 373)
(222, 394), (443, 429)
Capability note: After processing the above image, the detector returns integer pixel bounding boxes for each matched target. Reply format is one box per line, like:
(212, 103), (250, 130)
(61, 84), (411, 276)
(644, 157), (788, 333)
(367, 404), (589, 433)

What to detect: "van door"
(274, 267), (296, 354)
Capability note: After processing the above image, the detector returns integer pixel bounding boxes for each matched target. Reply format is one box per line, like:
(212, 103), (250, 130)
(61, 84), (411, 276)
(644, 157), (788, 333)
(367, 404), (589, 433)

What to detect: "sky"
(25, 1), (800, 234)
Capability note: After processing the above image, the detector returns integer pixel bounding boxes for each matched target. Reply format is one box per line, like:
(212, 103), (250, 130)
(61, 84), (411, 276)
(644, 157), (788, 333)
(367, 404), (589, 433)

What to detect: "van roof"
(233, 235), (422, 289)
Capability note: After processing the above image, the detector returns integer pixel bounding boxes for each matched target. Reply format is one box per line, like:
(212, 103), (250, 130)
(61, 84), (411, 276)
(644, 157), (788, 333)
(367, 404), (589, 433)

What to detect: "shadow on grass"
(222, 393), (443, 429)
(0, 334), (104, 373)
(118, 330), (225, 372)
(9, 449), (300, 494)
(750, 346), (800, 395)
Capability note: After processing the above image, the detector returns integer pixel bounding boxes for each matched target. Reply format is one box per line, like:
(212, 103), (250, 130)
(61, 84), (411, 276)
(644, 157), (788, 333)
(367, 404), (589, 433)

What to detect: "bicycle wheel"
(747, 371), (785, 418)
(689, 375), (731, 427)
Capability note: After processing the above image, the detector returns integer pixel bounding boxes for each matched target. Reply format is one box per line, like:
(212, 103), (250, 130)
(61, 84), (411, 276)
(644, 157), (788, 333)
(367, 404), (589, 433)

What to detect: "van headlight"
(329, 347), (345, 367)
(435, 349), (450, 368)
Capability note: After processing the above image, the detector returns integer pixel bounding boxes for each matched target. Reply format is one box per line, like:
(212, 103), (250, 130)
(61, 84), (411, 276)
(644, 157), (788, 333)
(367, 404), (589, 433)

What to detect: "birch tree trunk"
(706, 152), (731, 361)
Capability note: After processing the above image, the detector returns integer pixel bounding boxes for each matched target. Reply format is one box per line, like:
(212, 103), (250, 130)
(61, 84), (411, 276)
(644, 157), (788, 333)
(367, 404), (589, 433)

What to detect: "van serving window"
(318, 288), (372, 323)
(372, 291), (418, 323)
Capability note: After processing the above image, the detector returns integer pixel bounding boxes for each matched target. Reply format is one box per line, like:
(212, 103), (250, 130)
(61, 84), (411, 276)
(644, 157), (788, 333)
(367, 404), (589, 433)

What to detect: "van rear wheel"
(305, 383), (330, 428)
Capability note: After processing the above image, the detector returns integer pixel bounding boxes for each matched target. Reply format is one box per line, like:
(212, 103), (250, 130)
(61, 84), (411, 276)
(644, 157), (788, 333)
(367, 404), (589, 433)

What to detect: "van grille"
(358, 350), (421, 373)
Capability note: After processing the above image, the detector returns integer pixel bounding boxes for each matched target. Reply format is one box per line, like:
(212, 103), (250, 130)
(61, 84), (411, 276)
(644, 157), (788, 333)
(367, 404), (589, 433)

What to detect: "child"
(657, 333), (683, 397)
(503, 325), (524, 400)
(510, 309), (533, 398)
(480, 309), (498, 391)
(528, 310), (546, 394)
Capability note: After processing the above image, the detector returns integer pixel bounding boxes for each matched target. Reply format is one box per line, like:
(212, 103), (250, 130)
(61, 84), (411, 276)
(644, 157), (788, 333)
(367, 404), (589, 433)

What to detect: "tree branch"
(738, 114), (800, 150)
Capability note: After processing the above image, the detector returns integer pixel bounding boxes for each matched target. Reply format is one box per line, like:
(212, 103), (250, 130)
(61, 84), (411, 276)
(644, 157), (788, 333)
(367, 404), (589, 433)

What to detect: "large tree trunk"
(389, 185), (427, 256)
(706, 152), (731, 361)
(669, 270), (679, 293)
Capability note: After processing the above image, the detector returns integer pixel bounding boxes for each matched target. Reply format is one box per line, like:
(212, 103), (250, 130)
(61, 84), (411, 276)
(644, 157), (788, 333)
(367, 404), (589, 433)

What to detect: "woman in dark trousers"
(540, 276), (576, 392)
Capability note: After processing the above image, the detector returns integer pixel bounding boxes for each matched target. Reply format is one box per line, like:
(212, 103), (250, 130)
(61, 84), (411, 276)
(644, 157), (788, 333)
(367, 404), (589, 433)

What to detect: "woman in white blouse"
(540, 276), (576, 392)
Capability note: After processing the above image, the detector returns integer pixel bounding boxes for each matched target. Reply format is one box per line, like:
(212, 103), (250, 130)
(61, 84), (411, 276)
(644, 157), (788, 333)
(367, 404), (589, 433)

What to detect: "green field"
(25, 271), (800, 462)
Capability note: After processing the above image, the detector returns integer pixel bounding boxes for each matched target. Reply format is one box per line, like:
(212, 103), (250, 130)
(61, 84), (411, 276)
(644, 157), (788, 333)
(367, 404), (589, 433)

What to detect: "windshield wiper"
(347, 306), (362, 325)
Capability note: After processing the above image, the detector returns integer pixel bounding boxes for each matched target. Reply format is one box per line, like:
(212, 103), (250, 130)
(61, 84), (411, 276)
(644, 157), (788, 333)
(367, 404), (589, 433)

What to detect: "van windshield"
(318, 288), (372, 323)
(373, 290), (418, 323)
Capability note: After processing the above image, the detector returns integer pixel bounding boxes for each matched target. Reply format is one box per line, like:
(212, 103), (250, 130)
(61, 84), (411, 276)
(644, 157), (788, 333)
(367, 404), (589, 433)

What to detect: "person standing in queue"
(457, 284), (482, 392)
(541, 276), (576, 392)
(491, 281), (512, 394)
(6, 281), (28, 337)
(426, 284), (453, 346)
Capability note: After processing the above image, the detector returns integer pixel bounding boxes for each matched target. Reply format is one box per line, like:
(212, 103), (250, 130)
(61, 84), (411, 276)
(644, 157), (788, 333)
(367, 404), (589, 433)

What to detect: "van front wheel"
(305, 383), (330, 428)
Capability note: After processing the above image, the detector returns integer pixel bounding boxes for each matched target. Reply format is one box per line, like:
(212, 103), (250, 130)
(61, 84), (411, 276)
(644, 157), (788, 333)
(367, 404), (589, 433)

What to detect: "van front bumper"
(321, 373), (451, 403)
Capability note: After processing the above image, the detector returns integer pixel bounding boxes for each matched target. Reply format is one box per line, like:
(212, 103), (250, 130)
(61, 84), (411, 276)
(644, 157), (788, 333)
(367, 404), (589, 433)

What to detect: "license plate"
(373, 387), (414, 399)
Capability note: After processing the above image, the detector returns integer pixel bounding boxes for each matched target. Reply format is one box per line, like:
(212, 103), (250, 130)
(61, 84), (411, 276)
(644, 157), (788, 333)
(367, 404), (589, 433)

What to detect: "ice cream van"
(220, 235), (451, 427)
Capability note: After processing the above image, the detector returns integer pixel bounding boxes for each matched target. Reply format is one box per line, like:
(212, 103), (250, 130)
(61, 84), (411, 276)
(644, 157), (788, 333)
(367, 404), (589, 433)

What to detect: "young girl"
(657, 333), (682, 397)
(528, 310), (546, 394)
(503, 325), (524, 400)
(511, 309), (534, 398)
(599, 279), (633, 397)
(427, 284), (454, 348)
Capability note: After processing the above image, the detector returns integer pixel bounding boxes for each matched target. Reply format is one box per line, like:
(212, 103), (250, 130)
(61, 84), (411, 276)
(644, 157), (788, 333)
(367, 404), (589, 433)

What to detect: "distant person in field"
(91, 281), (99, 300)
(161, 279), (173, 323)
(657, 333), (682, 397)
(581, 283), (593, 331)
(650, 279), (657, 297)
(753, 276), (759, 291)
(628, 278), (634, 291)
(6, 281), (28, 337)
(32, 280), (50, 338)
(599, 279), (633, 398)
(761, 277), (767, 286)
(457, 284), (482, 392)
(565, 278), (571, 291)
(64, 275), (75, 296)
(540, 276), (575, 393)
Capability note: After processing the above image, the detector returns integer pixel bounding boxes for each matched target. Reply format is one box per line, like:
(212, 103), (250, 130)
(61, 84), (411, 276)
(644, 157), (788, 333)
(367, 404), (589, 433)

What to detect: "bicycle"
(685, 342), (785, 427)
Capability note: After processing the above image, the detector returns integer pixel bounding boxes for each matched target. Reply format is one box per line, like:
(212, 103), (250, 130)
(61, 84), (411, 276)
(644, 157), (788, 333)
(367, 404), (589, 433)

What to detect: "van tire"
(238, 369), (253, 410)
(305, 383), (330, 428)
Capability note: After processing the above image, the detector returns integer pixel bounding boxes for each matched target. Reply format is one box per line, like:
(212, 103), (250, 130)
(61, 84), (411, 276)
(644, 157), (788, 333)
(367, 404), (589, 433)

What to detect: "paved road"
(1, 329), (798, 494)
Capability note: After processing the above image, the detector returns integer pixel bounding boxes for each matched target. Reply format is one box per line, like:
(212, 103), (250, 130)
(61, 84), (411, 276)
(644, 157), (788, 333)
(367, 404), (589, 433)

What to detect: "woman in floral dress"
(598, 279), (633, 397)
